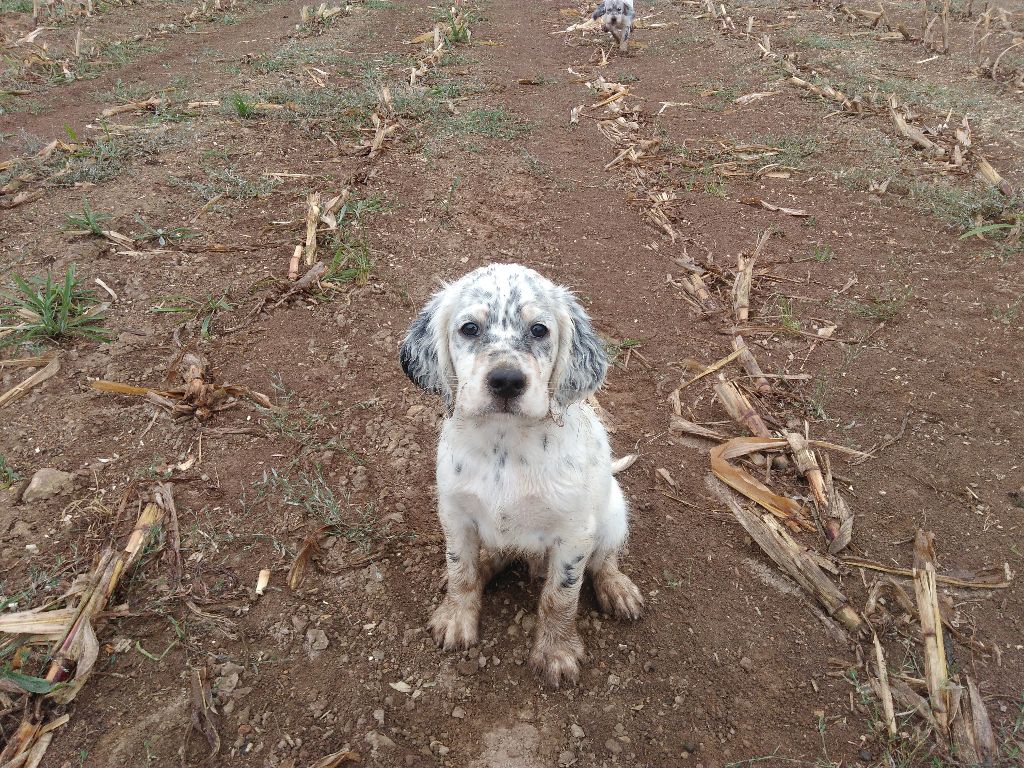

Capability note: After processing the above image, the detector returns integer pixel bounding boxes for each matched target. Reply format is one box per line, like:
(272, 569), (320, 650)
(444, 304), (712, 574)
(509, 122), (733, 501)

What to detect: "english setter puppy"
(593, 0), (635, 53)
(400, 264), (643, 686)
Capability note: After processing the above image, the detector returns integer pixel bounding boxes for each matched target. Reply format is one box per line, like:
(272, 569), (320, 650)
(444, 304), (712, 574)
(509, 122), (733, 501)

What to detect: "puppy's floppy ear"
(591, 1), (606, 18)
(400, 289), (455, 408)
(552, 288), (608, 409)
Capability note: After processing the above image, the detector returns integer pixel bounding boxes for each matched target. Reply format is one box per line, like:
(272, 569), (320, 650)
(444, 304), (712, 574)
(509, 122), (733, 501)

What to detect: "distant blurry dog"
(400, 264), (643, 687)
(592, 0), (635, 52)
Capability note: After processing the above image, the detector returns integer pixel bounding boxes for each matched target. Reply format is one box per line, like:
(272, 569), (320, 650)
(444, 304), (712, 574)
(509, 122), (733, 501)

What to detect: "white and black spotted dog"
(593, 0), (635, 53)
(400, 263), (643, 687)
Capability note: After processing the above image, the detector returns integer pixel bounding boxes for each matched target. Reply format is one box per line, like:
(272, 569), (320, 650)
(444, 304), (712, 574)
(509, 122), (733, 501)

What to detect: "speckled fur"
(400, 264), (643, 687)
(592, 0), (635, 52)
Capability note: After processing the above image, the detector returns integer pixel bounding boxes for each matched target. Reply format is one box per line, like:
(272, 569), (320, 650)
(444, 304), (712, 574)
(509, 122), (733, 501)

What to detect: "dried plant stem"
(913, 529), (950, 736)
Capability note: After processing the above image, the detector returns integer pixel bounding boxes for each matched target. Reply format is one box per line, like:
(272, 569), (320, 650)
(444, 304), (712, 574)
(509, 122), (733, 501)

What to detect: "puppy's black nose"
(487, 368), (527, 399)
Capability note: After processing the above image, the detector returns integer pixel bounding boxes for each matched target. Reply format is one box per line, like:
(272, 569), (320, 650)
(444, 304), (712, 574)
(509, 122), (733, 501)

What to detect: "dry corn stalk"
(731, 336), (771, 395)
(842, 557), (1012, 589)
(300, 3), (342, 23)
(959, 676), (998, 762)
(975, 155), (1015, 196)
(872, 633), (898, 736)
(785, 432), (826, 507)
(734, 250), (755, 325)
(710, 437), (811, 531)
(255, 569), (271, 595)
(912, 529), (950, 736)
(409, 17), (458, 85)
(670, 415), (727, 442)
(890, 103), (946, 158)
(190, 666), (221, 759)
(304, 191), (322, 266)
(683, 273), (719, 311)
(89, 352), (277, 421)
(319, 188), (351, 231)
(309, 748), (362, 768)
(366, 111), (400, 158)
(99, 95), (161, 118)
(678, 347), (744, 390)
(724, 491), (864, 633)
(713, 376), (770, 437)
(551, 16), (603, 36)
(0, 487), (171, 765)
(288, 526), (329, 590)
(821, 453), (853, 554)
(0, 355), (60, 410)
(783, 432), (853, 554)
(781, 60), (860, 112)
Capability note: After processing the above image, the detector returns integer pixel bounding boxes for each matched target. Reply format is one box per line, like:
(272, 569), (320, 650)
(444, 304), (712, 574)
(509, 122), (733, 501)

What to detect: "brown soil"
(1, 1), (1023, 767)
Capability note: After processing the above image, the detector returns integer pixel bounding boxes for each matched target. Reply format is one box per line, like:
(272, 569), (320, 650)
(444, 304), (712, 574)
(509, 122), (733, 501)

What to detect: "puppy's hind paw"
(593, 569), (644, 620)
(428, 597), (479, 650)
(529, 633), (585, 688)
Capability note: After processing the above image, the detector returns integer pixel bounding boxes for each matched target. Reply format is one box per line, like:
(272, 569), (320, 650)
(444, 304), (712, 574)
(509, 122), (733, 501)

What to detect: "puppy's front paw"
(529, 633), (585, 687)
(428, 597), (479, 650)
(593, 570), (644, 620)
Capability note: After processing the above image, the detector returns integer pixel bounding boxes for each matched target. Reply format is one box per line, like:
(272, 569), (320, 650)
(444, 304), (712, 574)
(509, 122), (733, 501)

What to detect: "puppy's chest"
(441, 432), (589, 544)
(449, 437), (573, 501)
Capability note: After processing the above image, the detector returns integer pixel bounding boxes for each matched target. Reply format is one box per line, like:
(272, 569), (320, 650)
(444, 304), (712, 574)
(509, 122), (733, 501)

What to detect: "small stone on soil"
(22, 468), (74, 503)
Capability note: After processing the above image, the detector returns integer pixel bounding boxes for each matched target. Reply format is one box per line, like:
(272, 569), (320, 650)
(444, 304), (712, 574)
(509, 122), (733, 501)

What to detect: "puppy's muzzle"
(487, 367), (527, 400)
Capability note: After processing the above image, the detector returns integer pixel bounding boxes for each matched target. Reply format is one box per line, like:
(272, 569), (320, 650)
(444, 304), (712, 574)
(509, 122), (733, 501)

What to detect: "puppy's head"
(400, 264), (607, 420)
(602, 0), (632, 25)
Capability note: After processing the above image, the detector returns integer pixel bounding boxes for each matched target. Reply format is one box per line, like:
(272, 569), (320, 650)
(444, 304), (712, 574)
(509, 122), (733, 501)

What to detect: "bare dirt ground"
(1, 0), (1023, 766)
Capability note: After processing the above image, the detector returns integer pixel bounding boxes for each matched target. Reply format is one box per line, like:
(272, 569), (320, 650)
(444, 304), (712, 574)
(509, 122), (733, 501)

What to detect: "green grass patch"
(258, 467), (394, 553)
(179, 165), (279, 202)
(910, 180), (1020, 231)
(0, 456), (20, 489)
(444, 107), (530, 140)
(810, 244), (835, 262)
(847, 287), (912, 323)
(1, 265), (108, 347)
(64, 200), (112, 236)
(227, 92), (255, 119)
(150, 294), (233, 339)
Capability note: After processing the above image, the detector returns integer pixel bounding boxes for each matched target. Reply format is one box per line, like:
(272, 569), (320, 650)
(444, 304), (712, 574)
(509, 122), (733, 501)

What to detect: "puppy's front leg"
(429, 512), (483, 650)
(530, 544), (588, 687)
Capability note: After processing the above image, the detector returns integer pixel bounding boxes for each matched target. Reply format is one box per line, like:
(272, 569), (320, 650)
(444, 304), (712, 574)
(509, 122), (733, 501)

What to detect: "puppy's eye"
(530, 323), (549, 339)
(460, 322), (480, 337)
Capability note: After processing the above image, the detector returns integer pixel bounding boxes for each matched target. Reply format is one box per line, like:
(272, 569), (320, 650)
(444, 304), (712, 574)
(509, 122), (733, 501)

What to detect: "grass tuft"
(259, 467), (392, 553)
(150, 294), (233, 339)
(64, 201), (111, 236)
(1, 265), (108, 347)
(0, 456), (20, 489)
(848, 287), (912, 323)
(325, 241), (373, 287)
(445, 107), (530, 141)
(228, 92), (256, 119)
(134, 216), (199, 247)
(811, 244), (835, 263)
